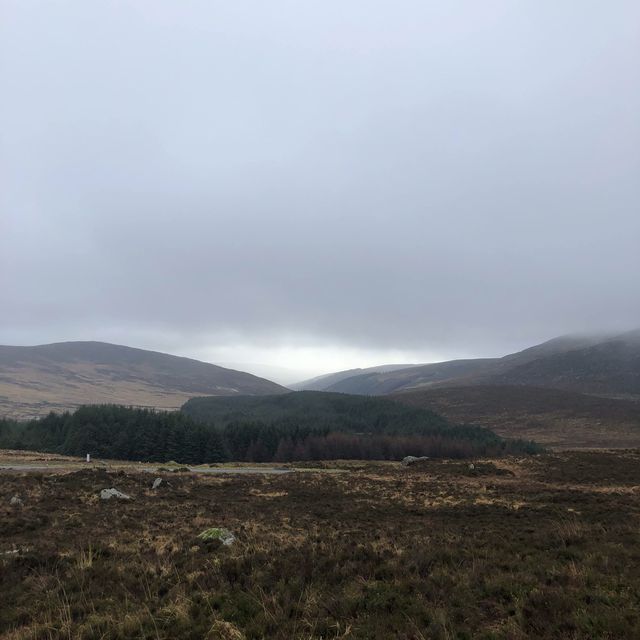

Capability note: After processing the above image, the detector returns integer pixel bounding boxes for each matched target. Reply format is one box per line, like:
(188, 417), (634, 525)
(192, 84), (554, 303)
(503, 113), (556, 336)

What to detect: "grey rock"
(468, 463), (475, 471)
(100, 487), (131, 501)
(198, 527), (236, 546)
(10, 495), (23, 507)
(402, 456), (430, 466)
(151, 477), (163, 490)
(221, 532), (235, 546)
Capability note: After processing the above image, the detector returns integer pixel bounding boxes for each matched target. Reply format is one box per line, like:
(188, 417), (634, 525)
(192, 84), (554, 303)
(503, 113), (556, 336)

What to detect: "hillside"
(391, 385), (640, 449)
(487, 330), (640, 398)
(0, 341), (287, 419)
(307, 331), (640, 399)
(181, 390), (450, 431)
(291, 364), (420, 392)
(322, 359), (497, 395)
(0, 392), (539, 463)
(181, 390), (540, 457)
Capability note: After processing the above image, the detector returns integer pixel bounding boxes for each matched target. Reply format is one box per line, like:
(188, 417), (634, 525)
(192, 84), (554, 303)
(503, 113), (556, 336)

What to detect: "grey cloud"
(2, 1), (639, 367)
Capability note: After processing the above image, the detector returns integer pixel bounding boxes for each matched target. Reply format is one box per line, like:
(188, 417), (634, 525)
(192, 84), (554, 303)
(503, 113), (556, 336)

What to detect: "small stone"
(468, 463), (475, 471)
(151, 477), (163, 490)
(10, 495), (23, 507)
(100, 488), (131, 501)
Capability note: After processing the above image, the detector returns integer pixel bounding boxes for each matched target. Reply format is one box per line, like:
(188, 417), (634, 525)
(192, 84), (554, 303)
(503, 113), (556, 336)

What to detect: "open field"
(2, 450), (640, 639)
(0, 450), (342, 476)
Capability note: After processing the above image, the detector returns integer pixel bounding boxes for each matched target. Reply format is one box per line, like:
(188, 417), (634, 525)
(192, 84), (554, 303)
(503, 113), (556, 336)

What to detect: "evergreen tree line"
(0, 404), (540, 464)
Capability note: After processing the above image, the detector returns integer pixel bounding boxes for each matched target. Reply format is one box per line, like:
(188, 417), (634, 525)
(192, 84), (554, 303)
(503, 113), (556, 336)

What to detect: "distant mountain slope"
(497, 334), (607, 367)
(181, 390), (540, 455)
(486, 330), (640, 398)
(390, 385), (640, 449)
(317, 331), (640, 399)
(291, 364), (420, 391)
(0, 341), (288, 419)
(324, 359), (497, 395)
(181, 390), (449, 431)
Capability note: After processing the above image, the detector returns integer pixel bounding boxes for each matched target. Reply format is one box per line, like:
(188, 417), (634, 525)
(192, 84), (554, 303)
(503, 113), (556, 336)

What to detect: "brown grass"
(2, 451), (640, 638)
(391, 384), (640, 448)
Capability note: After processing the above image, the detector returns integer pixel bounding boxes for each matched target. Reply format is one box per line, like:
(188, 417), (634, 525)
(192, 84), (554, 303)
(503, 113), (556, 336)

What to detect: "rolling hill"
(0, 341), (288, 419)
(487, 330), (640, 398)
(290, 363), (421, 392)
(302, 331), (640, 399)
(391, 385), (640, 449)
(320, 359), (497, 395)
(293, 331), (640, 449)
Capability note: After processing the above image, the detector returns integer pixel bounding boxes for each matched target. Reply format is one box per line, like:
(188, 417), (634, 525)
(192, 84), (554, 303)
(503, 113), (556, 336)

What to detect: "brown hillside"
(391, 385), (640, 449)
(316, 331), (640, 398)
(0, 342), (288, 419)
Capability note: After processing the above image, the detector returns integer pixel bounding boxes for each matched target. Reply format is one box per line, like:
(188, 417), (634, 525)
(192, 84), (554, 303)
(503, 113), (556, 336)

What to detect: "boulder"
(402, 456), (430, 466)
(100, 488), (131, 501)
(9, 495), (23, 507)
(198, 527), (236, 546)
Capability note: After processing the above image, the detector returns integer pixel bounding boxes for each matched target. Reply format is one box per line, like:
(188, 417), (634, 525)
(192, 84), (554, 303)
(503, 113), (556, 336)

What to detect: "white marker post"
(86, 453), (91, 463)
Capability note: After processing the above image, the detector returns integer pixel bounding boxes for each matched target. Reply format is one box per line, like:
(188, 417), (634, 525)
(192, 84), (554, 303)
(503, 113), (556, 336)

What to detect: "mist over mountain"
(0, 341), (287, 419)
(487, 330), (640, 398)
(287, 331), (640, 449)
(300, 331), (640, 400)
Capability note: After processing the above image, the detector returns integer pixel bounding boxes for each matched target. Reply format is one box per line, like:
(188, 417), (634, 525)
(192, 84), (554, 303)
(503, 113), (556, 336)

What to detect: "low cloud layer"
(2, 2), (639, 377)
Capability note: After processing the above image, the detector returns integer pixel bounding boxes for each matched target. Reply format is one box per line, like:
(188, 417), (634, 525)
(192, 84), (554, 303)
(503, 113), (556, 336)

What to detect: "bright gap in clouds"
(185, 343), (458, 386)
(0, 322), (469, 385)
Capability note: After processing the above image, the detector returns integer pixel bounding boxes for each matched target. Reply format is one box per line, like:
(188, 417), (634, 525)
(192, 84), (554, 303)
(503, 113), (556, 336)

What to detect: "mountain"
(290, 364), (420, 391)
(487, 330), (640, 398)
(390, 385), (640, 449)
(312, 331), (640, 399)
(0, 341), (288, 419)
(320, 359), (497, 395)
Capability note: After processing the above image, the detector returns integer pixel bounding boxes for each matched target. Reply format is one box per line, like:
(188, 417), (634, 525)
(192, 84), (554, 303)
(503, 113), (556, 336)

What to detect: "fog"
(2, 1), (639, 379)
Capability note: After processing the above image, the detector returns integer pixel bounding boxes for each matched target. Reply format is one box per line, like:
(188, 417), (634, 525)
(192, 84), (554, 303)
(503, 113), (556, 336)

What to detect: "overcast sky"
(1, 1), (639, 382)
